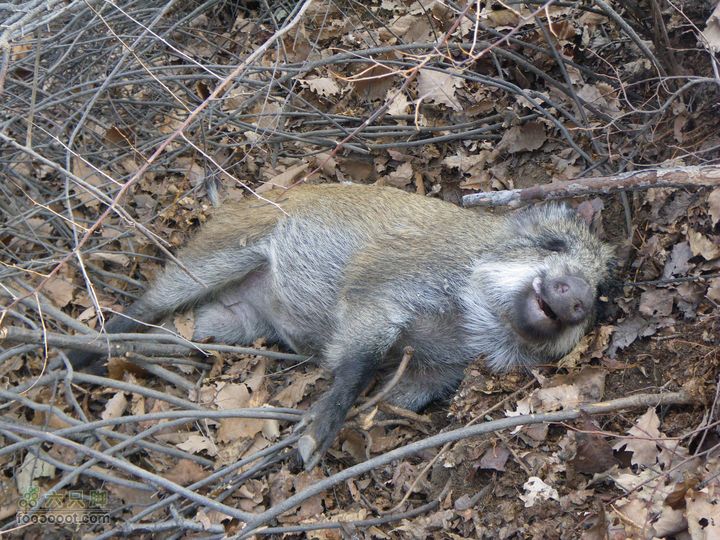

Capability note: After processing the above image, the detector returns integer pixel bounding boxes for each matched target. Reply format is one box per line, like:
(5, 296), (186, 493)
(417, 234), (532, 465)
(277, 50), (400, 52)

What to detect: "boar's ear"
(574, 198), (605, 237)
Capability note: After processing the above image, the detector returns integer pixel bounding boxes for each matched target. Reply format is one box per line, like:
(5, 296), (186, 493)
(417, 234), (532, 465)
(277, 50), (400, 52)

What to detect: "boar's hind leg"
(67, 248), (266, 370)
(193, 300), (278, 345)
(384, 366), (465, 412)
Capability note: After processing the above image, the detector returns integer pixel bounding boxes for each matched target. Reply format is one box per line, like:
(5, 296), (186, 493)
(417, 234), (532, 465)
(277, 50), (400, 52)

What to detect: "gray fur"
(68, 184), (613, 468)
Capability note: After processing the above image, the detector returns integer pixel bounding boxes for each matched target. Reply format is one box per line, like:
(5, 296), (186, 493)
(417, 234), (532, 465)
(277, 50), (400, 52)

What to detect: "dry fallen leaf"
(663, 241), (693, 278)
(164, 459), (207, 486)
(687, 230), (720, 260)
(43, 277), (75, 308)
(173, 311), (195, 341)
(215, 383), (257, 442)
(385, 88), (409, 117)
(300, 76), (342, 97)
(176, 434), (217, 456)
(257, 162), (310, 193)
(87, 252), (131, 266)
(613, 408), (664, 467)
(292, 468), (327, 521)
(520, 477), (559, 508)
(576, 83), (621, 117)
(479, 445), (510, 472)
(639, 288), (675, 317)
(497, 122), (547, 153)
(71, 156), (108, 209)
(100, 392), (128, 421)
(531, 384), (581, 411)
(686, 485), (720, 538)
(708, 188), (720, 225)
(417, 68), (463, 111)
(701, 3), (720, 53)
(273, 370), (323, 408)
(383, 161), (413, 188)
(16, 453), (56, 494)
(570, 419), (617, 474)
(707, 278), (720, 302)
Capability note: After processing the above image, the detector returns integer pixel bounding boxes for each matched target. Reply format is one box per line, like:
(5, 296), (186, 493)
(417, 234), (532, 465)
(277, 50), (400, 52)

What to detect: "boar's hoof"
(295, 405), (347, 470)
(298, 434), (319, 470)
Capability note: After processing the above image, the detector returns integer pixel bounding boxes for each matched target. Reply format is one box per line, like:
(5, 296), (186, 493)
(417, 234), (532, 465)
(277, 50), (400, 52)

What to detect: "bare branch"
(1, 325), (307, 362)
(239, 390), (693, 535)
(462, 166), (720, 207)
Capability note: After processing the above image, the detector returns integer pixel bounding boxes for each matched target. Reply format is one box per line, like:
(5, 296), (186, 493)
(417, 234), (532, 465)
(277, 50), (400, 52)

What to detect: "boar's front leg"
(297, 324), (400, 470)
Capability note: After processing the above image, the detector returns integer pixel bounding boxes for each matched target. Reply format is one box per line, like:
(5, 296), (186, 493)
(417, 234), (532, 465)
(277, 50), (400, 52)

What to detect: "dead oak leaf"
(291, 468), (327, 521)
(390, 14), (432, 42)
(613, 408), (665, 467)
(417, 69), (463, 111)
(164, 459), (207, 486)
(547, 367), (606, 403)
(607, 315), (675, 357)
(43, 276), (75, 308)
(87, 252), (131, 267)
(531, 384), (581, 411)
(701, 3), (720, 53)
(385, 88), (409, 117)
(273, 370), (324, 408)
(215, 382), (268, 443)
(570, 418), (617, 475)
(520, 477), (559, 508)
(522, 368), (605, 414)
(577, 83), (621, 117)
(257, 162), (310, 193)
(383, 161), (413, 188)
(686, 486), (720, 538)
(708, 188), (720, 226)
(236, 478), (267, 513)
(663, 241), (693, 278)
(639, 288), (675, 317)
(173, 312), (195, 341)
(708, 278), (720, 302)
(177, 434), (217, 456)
(497, 122), (546, 153)
(479, 444), (510, 472)
(688, 230), (720, 260)
(300, 77), (342, 98)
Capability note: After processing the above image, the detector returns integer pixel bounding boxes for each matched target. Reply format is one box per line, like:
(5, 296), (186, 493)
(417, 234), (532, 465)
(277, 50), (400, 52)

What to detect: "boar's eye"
(540, 237), (568, 252)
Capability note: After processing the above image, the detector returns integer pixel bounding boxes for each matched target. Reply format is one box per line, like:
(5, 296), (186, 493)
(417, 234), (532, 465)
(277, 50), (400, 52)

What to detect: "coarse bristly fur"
(68, 183), (615, 469)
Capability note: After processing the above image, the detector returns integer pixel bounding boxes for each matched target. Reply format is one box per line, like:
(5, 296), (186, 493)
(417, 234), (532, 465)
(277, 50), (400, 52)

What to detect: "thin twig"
(238, 390), (693, 535)
(352, 346), (414, 416)
(1, 325), (307, 362)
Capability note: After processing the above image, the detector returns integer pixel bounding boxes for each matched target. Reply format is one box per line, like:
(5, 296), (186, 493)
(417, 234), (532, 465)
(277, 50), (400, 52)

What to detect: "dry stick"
(111, 435), (302, 536)
(0, 407), (299, 460)
(7, 280), (96, 334)
(252, 499), (439, 537)
(627, 272), (720, 288)
(0, 134), (189, 277)
(386, 379), (537, 513)
(11, 371), (204, 410)
(0, 325), (307, 362)
(1, 0), (316, 314)
(351, 346), (414, 416)
(0, 420), (255, 522)
(378, 402), (433, 424)
(237, 390), (693, 537)
(462, 166), (720, 207)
